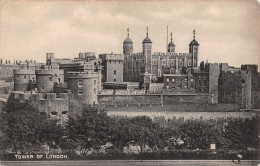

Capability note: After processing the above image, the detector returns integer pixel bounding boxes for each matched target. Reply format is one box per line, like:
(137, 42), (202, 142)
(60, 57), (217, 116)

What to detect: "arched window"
(114, 70), (116, 75)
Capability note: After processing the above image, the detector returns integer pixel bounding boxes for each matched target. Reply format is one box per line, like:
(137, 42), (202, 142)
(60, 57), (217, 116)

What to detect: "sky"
(0, 0), (260, 70)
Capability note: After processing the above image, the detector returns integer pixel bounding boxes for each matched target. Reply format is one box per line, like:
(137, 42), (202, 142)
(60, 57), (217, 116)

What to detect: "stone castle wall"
(67, 72), (99, 105)
(13, 69), (36, 91)
(98, 94), (210, 105)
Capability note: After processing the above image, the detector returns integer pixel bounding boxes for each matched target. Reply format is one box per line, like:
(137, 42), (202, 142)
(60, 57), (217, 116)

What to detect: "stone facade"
(11, 91), (69, 125)
(67, 71), (99, 105)
(123, 29), (199, 83)
(99, 53), (124, 83)
(13, 68), (36, 91)
(35, 64), (64, 93)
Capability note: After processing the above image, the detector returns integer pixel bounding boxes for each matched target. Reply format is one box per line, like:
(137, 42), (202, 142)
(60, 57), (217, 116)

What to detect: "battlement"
(79, 52), (95, 57)
(13, 68), (35, 75)
(67, 71), (99, 78)
(99, 54), (124, 61)
(41, 64), (60, 70)
(209, 63), (220, 67)
(46, 53), (55, 59)
(241, 64), (258, 71)
(12, 91), (69, 101)
(153, 52), (191, 57)
(130, 52), (143, 57)
(35, 69), (64, 75)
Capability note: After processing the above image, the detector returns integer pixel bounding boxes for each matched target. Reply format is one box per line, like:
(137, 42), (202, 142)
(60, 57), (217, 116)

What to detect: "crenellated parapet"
(35, 69), (64, 76)
(13, 69), (35, 75)
(66, 71), (99, 79)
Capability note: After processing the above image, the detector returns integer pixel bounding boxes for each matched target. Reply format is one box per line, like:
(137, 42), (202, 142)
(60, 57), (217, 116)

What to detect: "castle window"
(49, 77), (52, 81)
(58, 78), (60, 83)
(78, 80), (83, 86)
(41, 86), (44, 90)
(114, 79), (116, 82)
(184, 85), (187, 89)
(191, 78), (194, 82)
(185, 78), (187, 82)
(198, 87), (201, 92)
(180, 61), (183, 66)
(94, 88), (96, 93)
(166, 78), (169, 82)
(199, 76), (201, 79)
(62, 111), (68, 114)
(114, 70), (116, 75)
(204, 81), (207, 86)
(172, 83), (175, 89)
(204, 87), (207, 93)
(94, 80), (96, 85)
(24, 75), (26, 79)
(172, 78), (175, 82)
(51, 112), (58, 116)
(78, 89), (83, 95)
(166, 85), (169, 89)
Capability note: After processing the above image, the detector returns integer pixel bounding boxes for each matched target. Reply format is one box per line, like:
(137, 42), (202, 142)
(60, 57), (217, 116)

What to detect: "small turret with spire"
(168, 32), (175, 53)
(143, 26), (152, 43)
(189, 29), (199, 68)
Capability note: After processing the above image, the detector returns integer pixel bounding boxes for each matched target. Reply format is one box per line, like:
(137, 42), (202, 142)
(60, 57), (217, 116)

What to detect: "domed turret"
(142, 26), (152, 73)
(189, 29), (199, 68)
(123, 28), (133, 55)
(189, 29), (199, 46)
(168, 32), (175, 53)
(123, 37), (133, 44)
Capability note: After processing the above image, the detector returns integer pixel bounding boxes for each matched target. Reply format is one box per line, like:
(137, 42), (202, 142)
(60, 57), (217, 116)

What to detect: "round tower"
(123, 28), (133, 55)
(142, 26), (152, 73)
(168, 32), (175, 53)
(67, 71), (99, 105)
(13, 69), (36, 91)
(189, 29), (199, 68)
(35, 65), (64, 93)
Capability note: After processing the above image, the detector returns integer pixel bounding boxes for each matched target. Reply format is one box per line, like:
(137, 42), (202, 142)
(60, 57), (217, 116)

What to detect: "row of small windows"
(153, 60), (193, 66)
(78, 79), (96, 86)
(109, 60), (121, 64)
(78, 88), (96, 95)
(166, 78), (194, 82)
(165, 85), (193, 89)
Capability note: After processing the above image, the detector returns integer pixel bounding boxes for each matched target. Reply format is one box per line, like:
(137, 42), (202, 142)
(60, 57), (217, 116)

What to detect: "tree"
(108, 116), (133, 153)
(223, 117), (259, 150)
(0, 99), (64, 154)
(178, 120), (219, 150)
(63, 106), (110, 157)
(129, 116), (161, 153)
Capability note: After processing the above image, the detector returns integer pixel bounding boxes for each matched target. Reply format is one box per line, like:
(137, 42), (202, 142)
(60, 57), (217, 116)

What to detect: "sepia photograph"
(0, 0), (259, 165)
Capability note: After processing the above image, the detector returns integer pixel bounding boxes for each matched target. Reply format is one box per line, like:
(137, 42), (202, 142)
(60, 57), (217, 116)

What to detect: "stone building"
(163, 69), (195, 94)
(11, 91), (69, 125)
(123, 28), (199, 85)
(13, 68), (36, 92)
(67, 71), (99, 105)
(99, 53), (124, 83)
(218, 64), (259, 109)
(35, 64), (64, 93)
